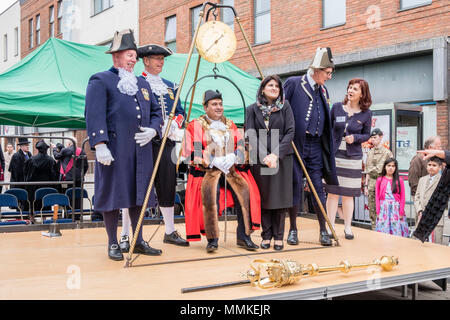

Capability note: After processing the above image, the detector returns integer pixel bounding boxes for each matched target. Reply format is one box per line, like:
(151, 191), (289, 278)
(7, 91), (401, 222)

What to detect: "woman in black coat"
(246, 75), (295, 250)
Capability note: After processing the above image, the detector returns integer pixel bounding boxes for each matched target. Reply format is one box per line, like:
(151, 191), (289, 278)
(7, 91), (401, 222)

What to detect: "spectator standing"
(408, 135), (442, 198)
(9, 138), (32, 188)
(375, 158), (409, 237)
(52, 137), (88, 195)
(414, 156), (448, 244)
(0, 144), (5, 193)
(3, 143), (15, 191)
(24, 140), (59, 218)
(364, 129), (393, 229)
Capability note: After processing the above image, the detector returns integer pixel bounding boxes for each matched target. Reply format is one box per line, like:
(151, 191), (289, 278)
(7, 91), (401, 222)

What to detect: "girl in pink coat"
(375, 158), (409, 237)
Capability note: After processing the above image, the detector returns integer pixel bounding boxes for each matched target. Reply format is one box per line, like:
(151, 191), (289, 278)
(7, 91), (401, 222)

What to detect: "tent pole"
(176, 54), (202, 173)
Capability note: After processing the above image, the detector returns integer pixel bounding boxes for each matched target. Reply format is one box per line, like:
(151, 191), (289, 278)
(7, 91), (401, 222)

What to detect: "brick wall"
(436, 100), (449, 150)
(139, 0), (450, 74)
(20, 0), (62, 59)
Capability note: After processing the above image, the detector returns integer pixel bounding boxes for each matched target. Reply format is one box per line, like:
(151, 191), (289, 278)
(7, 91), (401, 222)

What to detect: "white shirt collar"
(306, 72), (318, 90)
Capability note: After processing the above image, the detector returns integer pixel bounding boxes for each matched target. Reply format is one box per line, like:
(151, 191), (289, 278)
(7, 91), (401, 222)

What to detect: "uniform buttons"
(134, 98), (137, 102)
(92, 132), (96, 136)
(100, 130), (104, 134)
(137, 115), (141, 119)
(136, 106), (140, 110)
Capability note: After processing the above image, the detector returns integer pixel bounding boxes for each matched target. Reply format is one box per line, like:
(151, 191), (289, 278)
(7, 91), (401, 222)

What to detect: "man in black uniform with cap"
(129, 43), (189, 248)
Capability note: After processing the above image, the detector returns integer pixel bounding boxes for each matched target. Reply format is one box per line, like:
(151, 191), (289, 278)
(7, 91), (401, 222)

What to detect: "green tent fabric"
(0, 38), (260, 128)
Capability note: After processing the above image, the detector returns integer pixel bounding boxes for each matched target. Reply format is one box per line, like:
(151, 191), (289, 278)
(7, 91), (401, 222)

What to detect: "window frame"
(49, 5), (55, 38)
(164, 15), (177, 53)
(321, 0), (346, 30)
(92, 0), (114, 17)
(4, 34), (8, 62)
(14, 27), (18, 56)
(253, 0), (271, 46)
(57, 0), (62, 34)
(398, 0), (432, 11)
(35, 14), (41, 45)
(220, 0), (235, 31)
(29, 18), (34, 49)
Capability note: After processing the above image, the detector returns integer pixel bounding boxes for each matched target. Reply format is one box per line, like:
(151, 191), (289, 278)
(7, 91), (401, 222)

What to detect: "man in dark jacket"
(0, 144), (5, 193)
(8, 137), (32, 211)
(283, 47), (338, 246)
(9, 138), (32, 188)
(52, 137), (88, 193)
(24, 140), (59, 216)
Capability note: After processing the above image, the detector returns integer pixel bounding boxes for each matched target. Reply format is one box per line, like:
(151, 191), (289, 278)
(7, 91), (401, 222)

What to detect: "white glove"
(162, 119), (177, 136)
(134, 127), (157, 146)
(211, 156), (228, 174)
(95, 143), (114, 166)
(223, 153), (236, 171)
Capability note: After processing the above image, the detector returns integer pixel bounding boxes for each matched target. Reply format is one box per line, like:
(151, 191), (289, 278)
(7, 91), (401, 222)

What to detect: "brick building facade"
(139, 0), (449, 153)
(20, 0), (62, 59)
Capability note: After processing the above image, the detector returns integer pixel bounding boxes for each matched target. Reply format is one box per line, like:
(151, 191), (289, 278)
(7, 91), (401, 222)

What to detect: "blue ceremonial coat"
(85, 67), (163, 212)
(284, 74), (338, 187)
(139, 76), (185, 119)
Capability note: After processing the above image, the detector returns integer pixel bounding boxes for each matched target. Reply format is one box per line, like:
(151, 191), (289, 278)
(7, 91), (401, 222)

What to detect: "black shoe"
(274, 242), (284, 251)
(344, 230), (354, 240)
(206, 238), (218, 253)
(133, 240), (162, 256)
(260, 241), (271, 250)
(119, 236), (130, 253)
(108, 244), (124, 261)
(319, 231), (332, 246)
(287, 230), (299, 245)
(163, 231), (190, 246)
(237, 238), (259, 251)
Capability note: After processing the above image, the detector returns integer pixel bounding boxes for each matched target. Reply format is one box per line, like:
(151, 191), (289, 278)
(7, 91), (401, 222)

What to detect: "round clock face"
(195, 20), (237, 63)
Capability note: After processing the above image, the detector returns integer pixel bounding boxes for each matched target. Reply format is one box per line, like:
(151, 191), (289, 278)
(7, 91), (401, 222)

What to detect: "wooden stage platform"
(1, 217), (449, 300)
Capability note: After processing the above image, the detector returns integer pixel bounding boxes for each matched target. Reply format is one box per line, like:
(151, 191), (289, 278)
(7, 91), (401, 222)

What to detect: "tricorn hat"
(309, 47), (335, 69)
(35, 140), (49, 151)
(17, 137), (30, 145)
(137, 44), (173, 58)
(203, 90), (222, 106)
(370, 128), (383, 137)
(105, 29), (138, 54)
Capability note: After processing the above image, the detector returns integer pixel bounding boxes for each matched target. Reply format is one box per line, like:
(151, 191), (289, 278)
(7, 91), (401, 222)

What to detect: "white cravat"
(144, 73), (168, 96)
(117, 68), (138, 96)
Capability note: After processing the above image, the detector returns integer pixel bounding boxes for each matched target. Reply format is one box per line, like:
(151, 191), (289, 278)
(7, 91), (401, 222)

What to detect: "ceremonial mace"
(181, 256), (398, 293)
(124, 6), (207, 268)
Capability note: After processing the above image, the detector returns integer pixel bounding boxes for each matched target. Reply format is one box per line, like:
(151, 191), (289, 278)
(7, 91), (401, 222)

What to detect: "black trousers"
(261, 209), (286, 241)
(152, 139), (177, 207)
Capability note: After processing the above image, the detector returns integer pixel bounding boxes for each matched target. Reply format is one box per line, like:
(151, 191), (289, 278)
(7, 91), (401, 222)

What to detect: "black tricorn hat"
(17, 137), (30, 145)
(203, 90), (222, 106)
(137, 44), (173, 58)
(105, 29), (138, 54)
(35, 140), (49, 151)
(370, 128), (383, 137)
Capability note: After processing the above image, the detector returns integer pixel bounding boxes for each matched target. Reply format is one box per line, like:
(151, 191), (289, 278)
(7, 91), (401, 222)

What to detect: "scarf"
(143, 72), (168, 96)
(117, 68), (138, 96)
(257, 96), (284, 122)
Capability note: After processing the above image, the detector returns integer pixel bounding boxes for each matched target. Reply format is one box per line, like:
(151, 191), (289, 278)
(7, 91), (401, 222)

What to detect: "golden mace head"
(246, 256), (399, 289)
